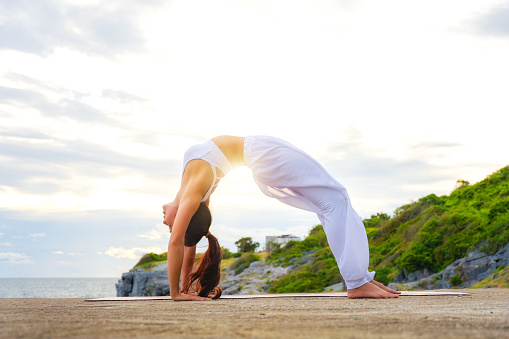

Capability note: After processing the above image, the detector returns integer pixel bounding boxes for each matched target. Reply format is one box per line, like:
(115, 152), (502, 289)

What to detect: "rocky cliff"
(116, 262), (169, 297)
(116, 244), (508, 296)
(390, 243), (509, 290)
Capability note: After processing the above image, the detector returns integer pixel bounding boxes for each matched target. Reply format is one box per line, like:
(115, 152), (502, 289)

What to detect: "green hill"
(268, 166), (509, 290)
(368, 165), (509, 283)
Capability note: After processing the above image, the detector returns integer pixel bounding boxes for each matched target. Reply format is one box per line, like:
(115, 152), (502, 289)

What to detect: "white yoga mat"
(85, 291), (469, 302)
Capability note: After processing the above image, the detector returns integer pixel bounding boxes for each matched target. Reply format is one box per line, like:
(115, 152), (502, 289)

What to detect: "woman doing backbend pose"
(162, 135), (400, 301)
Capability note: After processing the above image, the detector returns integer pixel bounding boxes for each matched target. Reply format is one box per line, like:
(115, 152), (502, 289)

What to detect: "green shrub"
(222, 247), (235, 259)
(269, 251), (341, 293)
(373, 267), (392, 286)
(450, 276), (462, 286)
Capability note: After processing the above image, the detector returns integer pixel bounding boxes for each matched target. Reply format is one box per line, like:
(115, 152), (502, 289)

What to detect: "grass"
(221, 257), (237, 269)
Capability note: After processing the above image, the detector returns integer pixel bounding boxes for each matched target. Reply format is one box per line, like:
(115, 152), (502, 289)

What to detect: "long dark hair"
(182, 203), (223, 299)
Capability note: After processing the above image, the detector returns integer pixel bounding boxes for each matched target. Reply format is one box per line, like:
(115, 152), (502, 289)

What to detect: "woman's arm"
(180, 245), (196, 292)
(179, 196), (207, 293)
(167, 195), (210, 301)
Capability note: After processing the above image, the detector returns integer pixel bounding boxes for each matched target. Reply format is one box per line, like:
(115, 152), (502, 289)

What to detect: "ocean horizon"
(0, 278), (119, 298)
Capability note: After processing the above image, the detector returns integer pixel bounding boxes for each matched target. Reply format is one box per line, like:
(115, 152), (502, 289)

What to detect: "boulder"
(116, 262), (169, 297)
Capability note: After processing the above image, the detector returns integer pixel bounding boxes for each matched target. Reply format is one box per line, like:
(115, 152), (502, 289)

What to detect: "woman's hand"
(172, 292), (211, 302)
(162, 202), (178, 230)
(179, 289), (198, 296)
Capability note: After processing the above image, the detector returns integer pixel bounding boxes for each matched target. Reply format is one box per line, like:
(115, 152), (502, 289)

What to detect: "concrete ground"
(1, 289), (508, 338)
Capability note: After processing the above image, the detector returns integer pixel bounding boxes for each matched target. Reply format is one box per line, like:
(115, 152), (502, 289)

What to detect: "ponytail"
(182, 233), (223, 299)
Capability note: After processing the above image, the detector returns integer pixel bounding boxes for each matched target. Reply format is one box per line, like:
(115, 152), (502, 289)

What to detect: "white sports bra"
(182, 139), (233, 202)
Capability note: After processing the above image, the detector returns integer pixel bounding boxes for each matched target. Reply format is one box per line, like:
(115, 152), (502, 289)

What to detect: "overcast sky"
(1, 0), (508, 278)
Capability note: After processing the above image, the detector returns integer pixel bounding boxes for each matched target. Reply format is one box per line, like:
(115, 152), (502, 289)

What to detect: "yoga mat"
(85, 291), (469, 302)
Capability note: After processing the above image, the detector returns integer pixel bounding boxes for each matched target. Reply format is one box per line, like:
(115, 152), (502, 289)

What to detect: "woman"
(163, 135), (400, 301)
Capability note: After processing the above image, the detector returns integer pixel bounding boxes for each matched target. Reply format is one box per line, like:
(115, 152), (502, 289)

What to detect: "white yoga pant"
(244, 135), (375, 289)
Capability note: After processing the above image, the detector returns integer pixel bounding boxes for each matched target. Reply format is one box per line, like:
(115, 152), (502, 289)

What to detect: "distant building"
(265, 234), (300, 252)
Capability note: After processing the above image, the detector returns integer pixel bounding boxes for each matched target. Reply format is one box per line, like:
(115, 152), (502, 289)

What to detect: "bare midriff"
(211, 135), (246, 169)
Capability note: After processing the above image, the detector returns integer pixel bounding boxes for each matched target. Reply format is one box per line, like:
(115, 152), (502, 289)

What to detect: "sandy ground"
(1, 289), (508, 338)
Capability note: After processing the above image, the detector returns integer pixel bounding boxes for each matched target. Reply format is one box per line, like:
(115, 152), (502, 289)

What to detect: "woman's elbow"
(168, 235), (185, 249)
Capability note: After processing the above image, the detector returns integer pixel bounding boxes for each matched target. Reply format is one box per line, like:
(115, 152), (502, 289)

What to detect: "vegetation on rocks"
(131, 166), (508, 292)
(268, 166), (509, 290)
(132, 252), (167, 270)
(230, 253), (262, 275)
(267, 225), (342, 293)
(367, 166), (509, 283)
(471, 265), (509, 288)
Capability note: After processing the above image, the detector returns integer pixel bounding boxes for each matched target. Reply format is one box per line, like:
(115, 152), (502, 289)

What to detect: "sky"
(0, 0), (508, 278)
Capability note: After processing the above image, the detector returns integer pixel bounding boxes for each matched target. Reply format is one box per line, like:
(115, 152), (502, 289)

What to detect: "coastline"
(1, 289), (508, 338)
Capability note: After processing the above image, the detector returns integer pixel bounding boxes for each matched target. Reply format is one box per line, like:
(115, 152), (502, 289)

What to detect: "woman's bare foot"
(347, 281), (399, 299)
(370, 280), (401, 294)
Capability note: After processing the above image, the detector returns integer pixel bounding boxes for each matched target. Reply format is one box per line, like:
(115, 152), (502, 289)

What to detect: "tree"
(235, 237), (260, 253)
(221, 247), (235, 259)
(363, 212), (390, 228)
(454, 180), (470, 190)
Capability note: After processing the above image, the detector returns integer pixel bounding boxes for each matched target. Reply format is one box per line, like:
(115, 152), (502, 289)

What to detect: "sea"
(0, 278), (119, 298)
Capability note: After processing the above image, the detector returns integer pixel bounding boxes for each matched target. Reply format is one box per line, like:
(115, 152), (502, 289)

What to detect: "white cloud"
(50, 250), (86, 256)
(0, 0), (508, 278)
(0, 242), (12, 247)
(0, 0), (164, 57)
(0, 252), (32, 264)
(104, 246), (164, 259)
(138, 224), (169, 240)
(67, 252), (85, 257)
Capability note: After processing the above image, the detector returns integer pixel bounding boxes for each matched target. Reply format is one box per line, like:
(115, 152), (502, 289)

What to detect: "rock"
(322, 282), (345, 292)
(390, 243), (509, 290)
(440, 243), (509, 287)
(117, 243), (509, 296)
(289, 257), (300, 265)
(220, 260), (289, 295)
(286, 251), (316, 271)
(116, 257), (292, 297)
(393, 268), (432, 283)
(116, 262), (169, 297)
